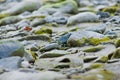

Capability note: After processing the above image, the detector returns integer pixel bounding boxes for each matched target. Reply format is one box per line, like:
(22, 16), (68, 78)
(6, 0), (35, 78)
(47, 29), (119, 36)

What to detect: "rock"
(85, 24), (106, 34)
(85, 63), (104, 71)
(0, 16), (22, 25)
(0, 0), (41, 17)
(0, 57), (22, 70)
(67, 12), (98, 26)
(19, 34), (51, 41)
(0, 69), (66, 80)
(104, 31), (117, 39)
(31, 18), (46, 26)
(45, 16), (68, 24)
(67, 31), (110, 47)
(40, 43), (60, 52)
(37, 0), (78, 14)
(97, 11), (110, 18)
(40, 50), (70, 58)
(105, 61), (120, 74)
(109, 48), (120, 59)
(83, 56), (98, 63)
(75, 69), (115, 80)
(21, 60), (32, 68)
(96, 56), (109, 63)
(35, 58), (56, 70)
(54, 55), (83, 68)
(115, 38), (120, 48)
(102, 6), (118, 14)
(0, 40), (24, 58)
(34, 27), (52, 35)
(83, 45), (104, 52)
(58, 33), (71, 45)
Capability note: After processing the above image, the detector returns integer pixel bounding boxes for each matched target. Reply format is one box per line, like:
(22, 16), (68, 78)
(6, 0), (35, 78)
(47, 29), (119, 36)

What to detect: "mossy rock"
(88, 37), (110, 45)
(110, 48), (120, 59)
(0, 0), (41, 16)
(83, 45), (104, 52)
(86, 63), (104, 71)
(115, 38), (120, 48)
(34, 27), (52, 35)
(39, 0), (78, 14)
(67, 31), (110, 47)
(67, 38), (86, 47)
(102, 6), (119, 14)
(85, 69), (114, 80)
(96, 56), (109, 63)
(0, 16), (22, 25)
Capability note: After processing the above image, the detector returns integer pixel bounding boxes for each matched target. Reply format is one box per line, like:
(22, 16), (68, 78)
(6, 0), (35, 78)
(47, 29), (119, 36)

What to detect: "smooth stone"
(84, 56), (98, 63)
(31, 18), (46, 26)
(0, 56), (22, 70)
(85, 24), (106, 34)
(67, 31), (110, 47)
(40, 50), (70, 58)
(40, 43), (60, 52)
(104, 31), (117, 39)
(45, 16), (68, 24)
(54, 55), (83, 68)
(35, 58), (56, 70)
(0, 40), (24, 58)
(105, 61), (120, 74)
(19, 34), (51, 41)
(0, 70), (66, 80)
(37, 0), (78, 14)
(67, 12), (98, 26)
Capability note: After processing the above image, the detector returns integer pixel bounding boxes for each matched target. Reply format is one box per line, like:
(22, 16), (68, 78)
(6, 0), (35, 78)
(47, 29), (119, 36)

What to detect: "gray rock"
(45, 16), (68, 24)
(85, 24), (106, 34)
(105, 61), (120, 74)
(67, 31), (109, 47)
(31, 18), (46, 26)
(67, 12), (98, 26)
(40, 43), (60, 52)
(0, 40), (24, 58)
(40, 50), (70, 58)
(0, 57), (22, 70)
(0, 69), (66, 80)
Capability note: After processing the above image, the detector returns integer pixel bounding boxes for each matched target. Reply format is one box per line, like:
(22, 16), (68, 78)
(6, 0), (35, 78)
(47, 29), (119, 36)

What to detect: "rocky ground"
(0, 0), (120, 80)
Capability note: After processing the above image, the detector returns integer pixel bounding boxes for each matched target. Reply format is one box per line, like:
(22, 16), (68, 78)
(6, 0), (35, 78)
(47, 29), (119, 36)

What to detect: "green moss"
(83, 45), (104, 52)
(88, 37), (110, 45)
(34, 27), (52, 35)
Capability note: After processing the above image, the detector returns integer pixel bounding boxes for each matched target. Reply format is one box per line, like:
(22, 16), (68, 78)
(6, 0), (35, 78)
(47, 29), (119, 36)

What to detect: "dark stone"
(97, 11), (110, 18)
